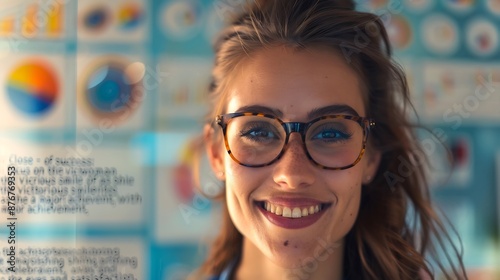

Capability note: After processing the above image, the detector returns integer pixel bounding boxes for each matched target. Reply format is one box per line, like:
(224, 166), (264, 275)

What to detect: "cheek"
(224, 164), (247, 212)
(224, 161), (265, 230)
(327, 168), (363, 196)
(324, 169), (363, 234)
(343, 183), (362, 220)
(224, 177), (248, 235)
(340, 169), (363, 210)
(337, 180), (362, 219)
(224, 160), (259, 196)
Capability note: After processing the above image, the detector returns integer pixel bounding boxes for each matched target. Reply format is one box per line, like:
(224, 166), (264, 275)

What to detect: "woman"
(196, 0), (467, 279)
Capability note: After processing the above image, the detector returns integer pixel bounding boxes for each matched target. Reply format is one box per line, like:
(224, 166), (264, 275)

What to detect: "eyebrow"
(234, 104), (360, 119)
(308, 104), (360, 118)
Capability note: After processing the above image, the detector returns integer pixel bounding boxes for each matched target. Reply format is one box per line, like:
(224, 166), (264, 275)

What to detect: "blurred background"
(0, 0), (498, 279)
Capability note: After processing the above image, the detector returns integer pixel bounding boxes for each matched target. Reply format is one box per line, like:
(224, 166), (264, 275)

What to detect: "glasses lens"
(305, 118), (364, 168)
(226, 115), (285, 166)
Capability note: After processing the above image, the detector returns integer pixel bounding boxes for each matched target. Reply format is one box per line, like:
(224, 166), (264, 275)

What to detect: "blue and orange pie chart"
(80, 58), (144, 123)
(86, 64), (132, 113)
(6, 60), (59, 116)
(117, 3), (144, 30)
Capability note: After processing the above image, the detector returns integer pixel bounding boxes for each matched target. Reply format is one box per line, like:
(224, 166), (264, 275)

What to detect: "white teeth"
(282, 207), (292, 218)
(301, 208), (308, 217)
(292, 208), (301, 218)
(263, 202), (323, 218)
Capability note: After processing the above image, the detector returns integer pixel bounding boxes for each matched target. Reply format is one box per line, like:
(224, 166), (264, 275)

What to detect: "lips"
(256, 198), (331, 229)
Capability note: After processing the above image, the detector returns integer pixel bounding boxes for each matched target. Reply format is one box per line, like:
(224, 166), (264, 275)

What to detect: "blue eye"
(239, 123), (281, 143)
(311, 128), (352, 142)
(243, 129), (276, 139)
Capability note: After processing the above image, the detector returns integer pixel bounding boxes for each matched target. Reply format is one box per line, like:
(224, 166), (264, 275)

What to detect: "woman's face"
(208, 46), (380, 268)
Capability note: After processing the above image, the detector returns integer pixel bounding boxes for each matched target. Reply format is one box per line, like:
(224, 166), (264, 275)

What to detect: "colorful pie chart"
(87, 65), (130, 112)
(385, 15), (412, 50)
(486, 0), (500, 15)
(422, 14), (459, 56)
(81, 58), (144, 123)
(161, 1), (202, 40)
(81, 5), (110, 32)
(466, 19), (499, 57)
(117, 3), (144, 30)
(6, 60), (59, 116)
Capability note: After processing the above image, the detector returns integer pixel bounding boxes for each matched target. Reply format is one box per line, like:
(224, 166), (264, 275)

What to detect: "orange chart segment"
(6, 61), (59, 116)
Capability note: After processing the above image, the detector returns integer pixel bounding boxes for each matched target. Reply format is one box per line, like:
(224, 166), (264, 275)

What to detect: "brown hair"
(199, 0), (467, 279)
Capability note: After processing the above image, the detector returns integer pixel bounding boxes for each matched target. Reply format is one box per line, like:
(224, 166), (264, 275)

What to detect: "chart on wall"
(366, 0), (500, 122)
(0, 1), (499, 279)
(0, 0), (223, 279)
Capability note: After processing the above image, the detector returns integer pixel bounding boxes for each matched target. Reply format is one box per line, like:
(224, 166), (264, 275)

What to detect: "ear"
(362, 148), (381, 185)
(204, 123), (226, 181)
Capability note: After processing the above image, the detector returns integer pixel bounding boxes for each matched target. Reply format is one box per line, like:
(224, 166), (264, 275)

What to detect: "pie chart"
(81, 58), (144, 123)
(6, 60), (59, 116)
(81, 5), (110, 32)
(117, 3), (144, 30)
(86, 63), (132, 113)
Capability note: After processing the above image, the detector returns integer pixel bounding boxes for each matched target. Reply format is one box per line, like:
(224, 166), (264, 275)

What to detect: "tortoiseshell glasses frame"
(215, 112), (375, 170)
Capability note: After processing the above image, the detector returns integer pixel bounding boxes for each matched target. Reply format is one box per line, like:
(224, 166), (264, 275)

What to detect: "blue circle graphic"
(86, 64), (132, 113)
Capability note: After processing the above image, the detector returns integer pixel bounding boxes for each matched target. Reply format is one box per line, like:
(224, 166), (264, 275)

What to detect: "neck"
(234, 237), (344, 280)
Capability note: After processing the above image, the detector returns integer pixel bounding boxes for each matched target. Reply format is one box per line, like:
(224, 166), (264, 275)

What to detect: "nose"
(272, 133), (316, 189)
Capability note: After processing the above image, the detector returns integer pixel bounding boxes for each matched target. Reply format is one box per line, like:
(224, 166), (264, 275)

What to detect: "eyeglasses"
(215, 112), (375, 170)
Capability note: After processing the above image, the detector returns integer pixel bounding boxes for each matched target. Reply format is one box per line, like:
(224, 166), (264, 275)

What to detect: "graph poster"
(0, 0), (499, 279)
(0, 1), (216, 279)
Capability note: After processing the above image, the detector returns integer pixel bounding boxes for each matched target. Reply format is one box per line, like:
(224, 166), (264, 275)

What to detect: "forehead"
(225, 46), (366, 120)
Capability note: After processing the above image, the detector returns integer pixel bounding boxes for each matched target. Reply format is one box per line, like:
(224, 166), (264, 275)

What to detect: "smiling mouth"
(258, 201), (330, 219)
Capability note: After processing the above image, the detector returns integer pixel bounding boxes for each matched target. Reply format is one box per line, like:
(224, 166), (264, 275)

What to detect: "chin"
(262, 236), (341, 269)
